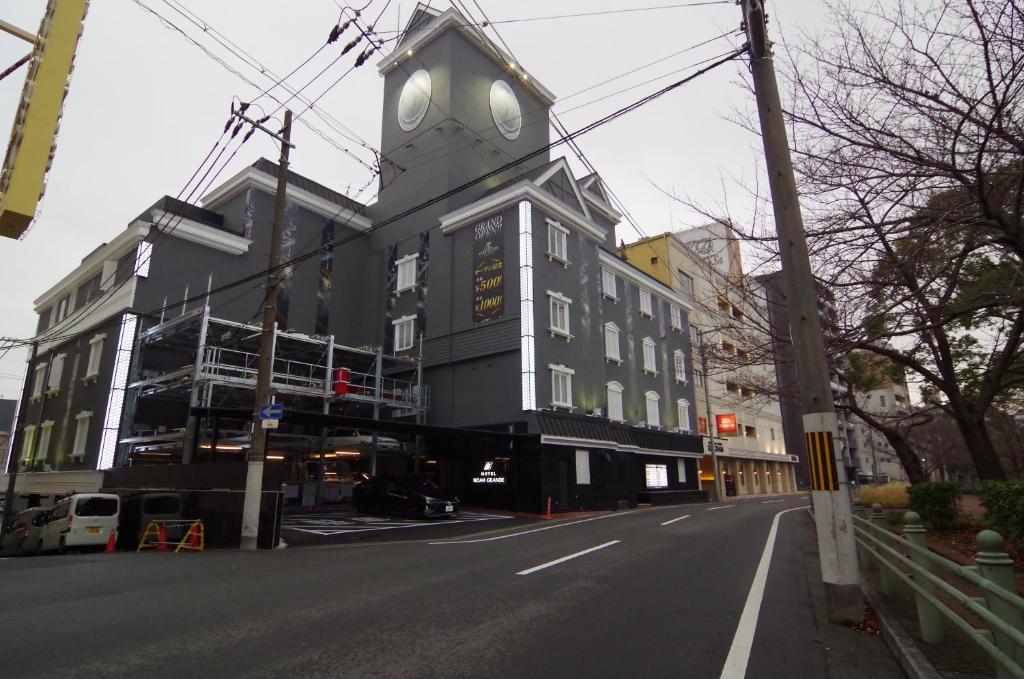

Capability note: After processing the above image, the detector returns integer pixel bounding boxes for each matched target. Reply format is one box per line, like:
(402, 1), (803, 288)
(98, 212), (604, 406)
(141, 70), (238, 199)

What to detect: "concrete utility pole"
(2, 340), (38, 532)
(240, 109), (293, 551)
(697, 328), (723, 501)
(741, 0), (863, 623)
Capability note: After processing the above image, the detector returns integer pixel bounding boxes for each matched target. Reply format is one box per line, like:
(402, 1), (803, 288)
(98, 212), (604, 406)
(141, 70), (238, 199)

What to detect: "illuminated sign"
(716, 414), (737, 435)
(644, 463), (668, 489)
(0, 0), (91, 239)
(473, 214), (505, 322)
(472, 459), (506, 484)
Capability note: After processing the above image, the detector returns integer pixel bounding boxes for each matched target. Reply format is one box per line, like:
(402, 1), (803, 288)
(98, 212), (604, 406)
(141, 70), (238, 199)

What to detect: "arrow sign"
(258, 403), (284, 420)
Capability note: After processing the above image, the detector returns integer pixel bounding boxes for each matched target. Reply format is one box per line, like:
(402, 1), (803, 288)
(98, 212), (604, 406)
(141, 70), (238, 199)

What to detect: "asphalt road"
(0, 494), (856, 679)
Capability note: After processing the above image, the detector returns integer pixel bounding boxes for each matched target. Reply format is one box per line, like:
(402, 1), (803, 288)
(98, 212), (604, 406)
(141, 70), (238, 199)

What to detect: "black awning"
(535, 411), (702, 453)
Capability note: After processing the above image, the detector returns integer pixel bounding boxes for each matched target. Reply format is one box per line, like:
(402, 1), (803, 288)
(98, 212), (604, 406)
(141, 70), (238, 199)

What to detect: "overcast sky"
(0, 0), (833, 397)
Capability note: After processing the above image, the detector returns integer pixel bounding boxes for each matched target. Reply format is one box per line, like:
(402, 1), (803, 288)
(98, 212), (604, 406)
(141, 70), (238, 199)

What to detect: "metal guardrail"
(854, 503), (1024, 679)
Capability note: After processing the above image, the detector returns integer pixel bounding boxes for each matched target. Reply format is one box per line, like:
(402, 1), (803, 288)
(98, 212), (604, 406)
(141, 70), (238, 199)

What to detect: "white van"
(38, 493), (120, 554)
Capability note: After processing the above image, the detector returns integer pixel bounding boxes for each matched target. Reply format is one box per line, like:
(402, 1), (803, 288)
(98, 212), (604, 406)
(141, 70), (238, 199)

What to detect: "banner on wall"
(716, 414), (738, 436)
(472, 214), (504, 323)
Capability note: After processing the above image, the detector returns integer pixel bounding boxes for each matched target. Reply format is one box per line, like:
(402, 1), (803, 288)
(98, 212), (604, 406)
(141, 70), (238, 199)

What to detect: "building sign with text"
(472, 460), (507, 484)
(716, 414), (738, 436)
(472, 214), (504, 323)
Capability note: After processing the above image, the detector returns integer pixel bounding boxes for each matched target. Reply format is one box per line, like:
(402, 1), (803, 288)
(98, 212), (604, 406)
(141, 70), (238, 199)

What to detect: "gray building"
(3, 4), (701, 513)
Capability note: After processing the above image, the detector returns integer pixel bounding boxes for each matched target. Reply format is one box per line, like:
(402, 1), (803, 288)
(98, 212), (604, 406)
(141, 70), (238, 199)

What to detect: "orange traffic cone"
(157, 523), (170, 552)
(105, 530), (117, 553)
(189, 521), (201, 549)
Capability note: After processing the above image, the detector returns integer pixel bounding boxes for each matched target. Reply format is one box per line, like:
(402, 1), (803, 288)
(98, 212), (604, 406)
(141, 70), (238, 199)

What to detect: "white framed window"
(72, 411), (92, 459)
(32, 363), (46, 399)
(645, 463), (668, 489)
(575, 449), (591, 485)
(642, 337), (657, 374)
(670, 304), (683, 331)
(85, 333), (106, 379)
(690, 324), (699, 344)
(604, 322), (621, 362)
(677, 458), (688, 483)
(393, 315), (416, 352)
(396, 253), (418, 292)
(547, 291), (572, 338)
(54, 296), (69, 325)
(47, 354), (66, 392)
(606, 381), (624, 421)
(549, 364), (574, 408)
(546, 219), (569, 264)
(20, 424), (36, 462)
(674, 350), (687, 382)
(37, 420), (54, 461)
(639, 289), (654, 317)
(601, 267), (617, 300)
(677, 399), (691, 431)
(645, 390), (661, 427)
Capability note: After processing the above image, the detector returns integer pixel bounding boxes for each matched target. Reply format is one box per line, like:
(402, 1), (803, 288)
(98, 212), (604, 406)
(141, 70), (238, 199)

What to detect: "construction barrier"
(137, 520), (205, 553)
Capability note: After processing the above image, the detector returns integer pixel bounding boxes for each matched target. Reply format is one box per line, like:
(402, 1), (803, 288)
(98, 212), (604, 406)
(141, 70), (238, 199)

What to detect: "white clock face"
(489, 79), (522, 140)
(398, 69), (431, 132)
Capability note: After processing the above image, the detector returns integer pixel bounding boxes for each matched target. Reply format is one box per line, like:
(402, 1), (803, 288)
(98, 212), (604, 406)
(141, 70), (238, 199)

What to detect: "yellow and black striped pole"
(805, 431), (839, 491)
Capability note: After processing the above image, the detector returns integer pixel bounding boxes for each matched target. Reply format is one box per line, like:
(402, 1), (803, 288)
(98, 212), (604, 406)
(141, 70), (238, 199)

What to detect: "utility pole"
(2, 341), (38, 532)
(240, 109), (293, 551)
(742, 0), (863, 623)
(697, 327), (723, 501)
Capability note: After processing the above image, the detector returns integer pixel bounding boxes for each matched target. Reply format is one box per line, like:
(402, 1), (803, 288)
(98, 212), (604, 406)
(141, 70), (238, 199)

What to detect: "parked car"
(0, 507), (51, 556)
(119, 492), (184, 550)
(353, 477), (459, 518)
(37, 493), (120, 554)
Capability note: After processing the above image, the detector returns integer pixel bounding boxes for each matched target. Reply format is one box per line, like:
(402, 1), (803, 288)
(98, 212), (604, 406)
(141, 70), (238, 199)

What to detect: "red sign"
(716, 414), (737, 435)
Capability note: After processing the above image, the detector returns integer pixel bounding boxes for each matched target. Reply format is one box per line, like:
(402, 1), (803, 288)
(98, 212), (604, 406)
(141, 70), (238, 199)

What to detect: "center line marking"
(660, 514), (691, 526)
(515, 540), (620, 576)
(762, 500), (784, 504)
(707, 505), (735, 511)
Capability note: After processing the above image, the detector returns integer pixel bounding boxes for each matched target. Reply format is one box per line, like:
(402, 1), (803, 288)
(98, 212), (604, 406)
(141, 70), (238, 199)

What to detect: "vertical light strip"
(97, 313), (137, 470)
(518, 200), (536, 411)
(136, 240), (153, 278)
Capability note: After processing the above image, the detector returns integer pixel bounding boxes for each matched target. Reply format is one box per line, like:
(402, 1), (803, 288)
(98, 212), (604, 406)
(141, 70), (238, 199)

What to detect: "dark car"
(353, 477), (459, 519)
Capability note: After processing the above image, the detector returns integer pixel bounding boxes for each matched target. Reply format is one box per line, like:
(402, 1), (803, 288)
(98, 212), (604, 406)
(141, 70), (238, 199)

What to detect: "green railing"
(853, 503), (1024, 679)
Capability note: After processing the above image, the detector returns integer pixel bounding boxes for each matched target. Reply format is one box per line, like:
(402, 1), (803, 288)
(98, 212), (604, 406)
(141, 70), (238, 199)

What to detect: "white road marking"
(707, 505), (735, 511)
(660, 514), (691, 526)
(761, 500), (784, 504)
(718, 506), (806, 679)
(431, 510), (633, 544)
(515, 540), (621, 576)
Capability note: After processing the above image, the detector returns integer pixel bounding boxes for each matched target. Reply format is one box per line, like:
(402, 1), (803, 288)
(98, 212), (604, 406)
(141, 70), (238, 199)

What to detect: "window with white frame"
(72, 411), (92, 459)
(550, 364), (574, 407)
(547, 220), (569, 263)
(604, 322), (621, 362)
(32, 363), (46, 399)
(85, 333), (106, 379)
(674, 350), (687, 382)
(670, 304), (683, 331)
(677, 458), (688, 483)
(606, 381), (624, 421)
(54, 296), (69, 325)
(677, 399), (691, 431)
(47, 354), (65, 392)
(645, 390), (661, 426)
(642, 337), (657, 374)
(639, 288), (654, 317)
(690, 325), (699, 344)
(548, 291), (571, 337)
(393, 315), (416, 351)
(20, 424), (35, 462)
(396, 253), (418, 292)
(575, 449), (591, 485)
(37, 420), (53, 461)
(601, 267), (617, 299)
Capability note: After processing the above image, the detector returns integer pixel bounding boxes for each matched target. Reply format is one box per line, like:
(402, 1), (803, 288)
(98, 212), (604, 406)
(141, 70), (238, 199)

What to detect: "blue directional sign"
(258, 403), (284, 420)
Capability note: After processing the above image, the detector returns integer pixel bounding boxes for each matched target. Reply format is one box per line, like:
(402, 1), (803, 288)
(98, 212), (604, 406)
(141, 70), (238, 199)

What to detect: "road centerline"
(707, 505), (735, 511)
(515, 540), (621, 576)
(660, 514), (691, 526)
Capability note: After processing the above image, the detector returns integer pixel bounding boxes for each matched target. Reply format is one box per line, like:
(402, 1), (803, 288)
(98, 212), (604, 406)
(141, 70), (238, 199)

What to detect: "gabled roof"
(482, 157), (592, 220)
(577, 172), (622, 223)
(482, 158), (561, 198)
(377, 5), (556, 106)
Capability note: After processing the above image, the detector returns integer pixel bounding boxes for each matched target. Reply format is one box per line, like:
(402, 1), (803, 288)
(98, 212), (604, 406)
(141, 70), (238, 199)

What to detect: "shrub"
(980, 480), (1024, 544)
(908, 481), (961, 530)
(857, 483), (910, 508)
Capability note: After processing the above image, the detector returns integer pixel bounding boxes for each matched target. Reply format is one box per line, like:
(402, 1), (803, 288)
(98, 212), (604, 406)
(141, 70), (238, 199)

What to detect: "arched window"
(642, 337), (657, 373)
(673, 350), (686, 382)
(645, 390), (660, 427)
(606, 381), (624, 421)
(604, 323), (621, 362)
(677, 399), (691, 431)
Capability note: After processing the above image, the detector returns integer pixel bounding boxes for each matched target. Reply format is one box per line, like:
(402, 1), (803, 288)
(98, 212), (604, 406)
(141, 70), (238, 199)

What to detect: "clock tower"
(374, 4), (554, 218)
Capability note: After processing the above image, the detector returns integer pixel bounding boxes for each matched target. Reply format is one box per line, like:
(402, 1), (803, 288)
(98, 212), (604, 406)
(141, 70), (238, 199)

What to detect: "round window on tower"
(397, 69), (432, 132)
(489, 79), (522, 140)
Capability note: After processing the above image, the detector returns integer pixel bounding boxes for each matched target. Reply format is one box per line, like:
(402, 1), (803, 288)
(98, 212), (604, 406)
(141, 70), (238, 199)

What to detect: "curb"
(861, 581), (943, 679)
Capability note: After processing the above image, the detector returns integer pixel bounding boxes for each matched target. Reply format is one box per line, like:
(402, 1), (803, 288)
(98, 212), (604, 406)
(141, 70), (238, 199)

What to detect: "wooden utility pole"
(742, 0), (863, 623)
(2, 340), (38, 531)
(240, 109), (293, 551)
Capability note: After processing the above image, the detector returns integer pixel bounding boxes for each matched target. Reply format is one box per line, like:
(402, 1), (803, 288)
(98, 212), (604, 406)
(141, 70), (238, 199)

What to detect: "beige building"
(621, 224), (797, 498)
(848, 352), (913, 483)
